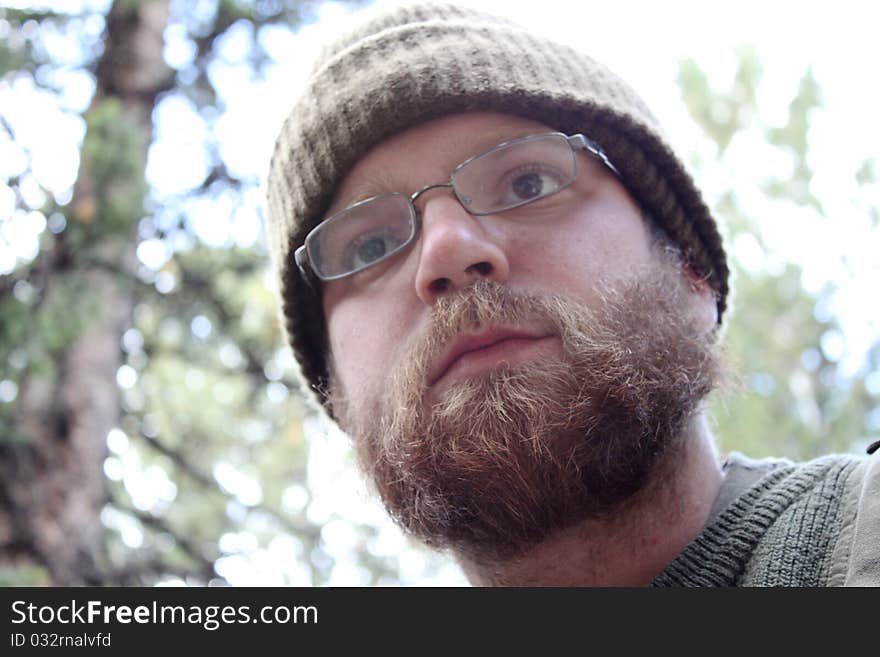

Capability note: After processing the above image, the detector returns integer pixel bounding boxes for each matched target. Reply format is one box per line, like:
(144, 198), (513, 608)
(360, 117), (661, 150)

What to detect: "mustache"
(396, 279), (563, 391)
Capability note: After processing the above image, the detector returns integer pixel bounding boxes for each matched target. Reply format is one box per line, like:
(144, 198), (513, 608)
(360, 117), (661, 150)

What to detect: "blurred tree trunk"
(0, 0), (172, 585)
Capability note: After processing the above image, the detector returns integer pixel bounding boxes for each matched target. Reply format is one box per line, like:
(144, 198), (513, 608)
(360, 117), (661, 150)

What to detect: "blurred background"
(0, 0), (877, 586)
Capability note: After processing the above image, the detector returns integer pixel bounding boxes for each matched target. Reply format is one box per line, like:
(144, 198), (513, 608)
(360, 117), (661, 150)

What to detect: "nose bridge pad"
(419, 191), (486, 252)
(412, 180), (481, 254)
(410, 181), (455, 206)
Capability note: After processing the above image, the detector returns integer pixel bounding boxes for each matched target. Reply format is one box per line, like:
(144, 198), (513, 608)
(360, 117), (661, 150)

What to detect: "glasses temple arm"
(294, 244), (319, 290)
(568, 134), (621, 178)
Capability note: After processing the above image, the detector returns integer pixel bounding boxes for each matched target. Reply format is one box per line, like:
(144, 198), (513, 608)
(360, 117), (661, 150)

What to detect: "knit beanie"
(266, 2), (730, 410)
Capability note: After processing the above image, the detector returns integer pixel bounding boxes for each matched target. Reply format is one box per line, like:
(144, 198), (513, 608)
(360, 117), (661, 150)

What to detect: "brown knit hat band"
(267, 3), (730, 409)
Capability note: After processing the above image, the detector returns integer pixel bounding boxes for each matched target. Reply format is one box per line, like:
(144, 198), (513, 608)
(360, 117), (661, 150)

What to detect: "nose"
(413, 194), (510, 305)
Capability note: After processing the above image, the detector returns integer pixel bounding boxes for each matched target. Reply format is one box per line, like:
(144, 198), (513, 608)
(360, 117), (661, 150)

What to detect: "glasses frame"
(294, 132), (620, 283)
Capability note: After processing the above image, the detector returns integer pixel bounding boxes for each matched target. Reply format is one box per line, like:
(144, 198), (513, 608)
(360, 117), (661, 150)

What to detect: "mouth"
(427, 328), (556, 388)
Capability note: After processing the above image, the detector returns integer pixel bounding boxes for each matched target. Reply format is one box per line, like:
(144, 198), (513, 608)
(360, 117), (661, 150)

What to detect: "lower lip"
(434, 336), (556, 387)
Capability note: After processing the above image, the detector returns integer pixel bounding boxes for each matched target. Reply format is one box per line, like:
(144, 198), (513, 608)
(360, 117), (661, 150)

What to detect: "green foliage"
(763, 68), (823, 211)
(37, 274), (101, 357)
(679, 52), (879, 461)
(0, 564), (52, 586)
(0, 9), (66, 24)
(0, 40), (30, 77)
(709, 262), (863, 459)
(0, 295), (31, 375)
(766, 68), (822, 157)
(856, 159), (876, 186)
(106, 241), (320, 582)
(72, 97), (149, 240)
(216, 0), (260, 28)
(1, 270), (100, 370)
(0, 7), (65, 76)
(677, 47), (761, 153)
(0, 0), (352, 584)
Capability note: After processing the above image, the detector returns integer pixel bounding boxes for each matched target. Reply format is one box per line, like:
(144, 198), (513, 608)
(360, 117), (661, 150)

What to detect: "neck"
(456, 414), (723, 586)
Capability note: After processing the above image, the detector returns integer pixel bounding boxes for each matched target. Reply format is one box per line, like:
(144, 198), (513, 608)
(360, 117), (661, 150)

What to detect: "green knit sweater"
(651, 451), (880, 586)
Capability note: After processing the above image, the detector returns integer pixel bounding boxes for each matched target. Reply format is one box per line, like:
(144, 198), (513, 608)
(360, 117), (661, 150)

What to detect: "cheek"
(508, 203), (654, 301)
(324, 291), (414, 394)
(589, 215), (653, 268)
(325, 298), (374, 392)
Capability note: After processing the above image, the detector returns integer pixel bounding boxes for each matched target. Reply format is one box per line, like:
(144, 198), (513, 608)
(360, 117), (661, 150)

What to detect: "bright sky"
(1, 0), (878, 585)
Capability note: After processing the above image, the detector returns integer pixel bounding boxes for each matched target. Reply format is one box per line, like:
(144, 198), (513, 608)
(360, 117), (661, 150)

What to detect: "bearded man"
(266, 3), (879, 586)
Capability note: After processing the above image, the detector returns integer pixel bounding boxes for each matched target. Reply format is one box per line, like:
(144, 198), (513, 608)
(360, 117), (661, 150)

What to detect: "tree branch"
(137, 429), (319, 542)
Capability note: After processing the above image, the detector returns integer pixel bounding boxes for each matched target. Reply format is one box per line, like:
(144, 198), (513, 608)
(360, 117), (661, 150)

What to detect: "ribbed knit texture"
(267, 2), (731, 409)
(651, 454), (861, 586)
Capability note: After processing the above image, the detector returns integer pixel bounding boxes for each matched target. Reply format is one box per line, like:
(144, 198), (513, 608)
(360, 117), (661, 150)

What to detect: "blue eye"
(355, 236), (389, 265)
(345, 230), (401, 270)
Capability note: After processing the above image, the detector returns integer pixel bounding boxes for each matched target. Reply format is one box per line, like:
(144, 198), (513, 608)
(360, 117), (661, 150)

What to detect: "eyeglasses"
(294, 132), (619, 282)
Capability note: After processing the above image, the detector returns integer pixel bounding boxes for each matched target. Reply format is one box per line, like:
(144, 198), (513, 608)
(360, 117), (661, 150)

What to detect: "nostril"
(429, 277), (451, 294)
(467, 261), (492, 276)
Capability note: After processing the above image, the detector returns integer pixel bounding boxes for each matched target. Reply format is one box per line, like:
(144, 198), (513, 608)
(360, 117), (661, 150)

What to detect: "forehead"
(327, 111), (556, 215)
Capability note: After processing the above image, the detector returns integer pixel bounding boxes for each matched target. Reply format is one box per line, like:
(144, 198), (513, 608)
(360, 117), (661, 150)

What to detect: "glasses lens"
(452, 134), (577, 215)
(306, 193), (416, 279)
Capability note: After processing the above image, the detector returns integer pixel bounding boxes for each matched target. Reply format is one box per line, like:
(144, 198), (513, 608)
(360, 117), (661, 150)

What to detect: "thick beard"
(331, 254), (725, 562)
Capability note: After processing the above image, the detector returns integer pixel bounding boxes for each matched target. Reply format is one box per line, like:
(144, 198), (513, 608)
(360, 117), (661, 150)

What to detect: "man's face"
(323, 112), (668, 391)
(320, 112), (721, 559)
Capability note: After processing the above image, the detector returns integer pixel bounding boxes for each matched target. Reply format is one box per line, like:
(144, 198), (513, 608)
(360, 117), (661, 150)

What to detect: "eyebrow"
(327, 169), (400, 217)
